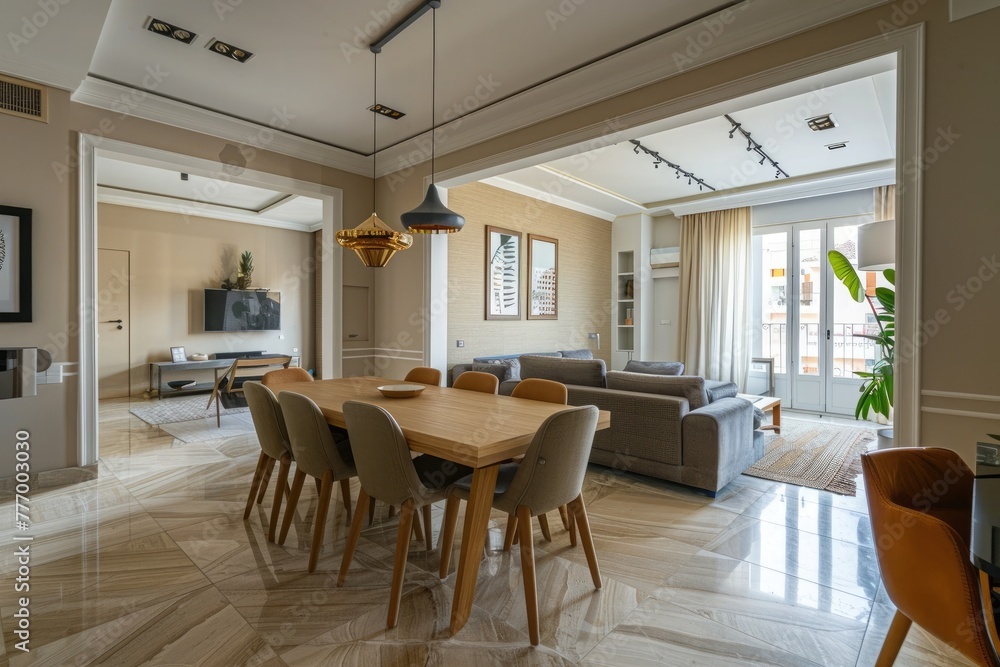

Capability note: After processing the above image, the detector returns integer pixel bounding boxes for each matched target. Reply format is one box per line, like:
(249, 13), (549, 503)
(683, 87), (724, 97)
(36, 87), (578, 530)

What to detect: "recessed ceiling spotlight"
(144, 17), (197, 45)
(826, 142), (849, 150)
(806, 114), (837, 131)
(180, 173), (189, 181)
(368, 103), (406, 120)
(206, 38), (254, 63)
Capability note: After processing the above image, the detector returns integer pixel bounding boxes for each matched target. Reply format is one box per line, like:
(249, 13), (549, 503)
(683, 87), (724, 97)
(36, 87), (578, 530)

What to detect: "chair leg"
(388, 505), (397, 518)
(308, 471), (334, 573)
(567, 507), (577, 547)
(338, 489), (369, 587)
(388, 499), (415, 629)
(421, 504), (434, 552)
(439, 495), (460, 578)
(875, 611), (912, 667)
(516, 505), (540, 646)
(557, 504), (570, 531)
(216, 391), (221, 427)
(314, 476), (322, 496)
(340, 477), (353, 523)
(412, 508), (425, 543)
(278, 469), (306, 546)
(243, 452), (269, 520)
(257, 458), (276, 504)
(368, 498), (376, 525)
(503, 515), (518, 552)
(537, 513), (552, 542)
(569, 494), (601, 589)
(268, 453), (292, 543)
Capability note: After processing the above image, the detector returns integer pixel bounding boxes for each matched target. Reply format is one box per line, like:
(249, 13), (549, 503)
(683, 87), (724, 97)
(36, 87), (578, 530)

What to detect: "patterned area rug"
(129, 396), (250, 426)
(745, 418), (876, 496)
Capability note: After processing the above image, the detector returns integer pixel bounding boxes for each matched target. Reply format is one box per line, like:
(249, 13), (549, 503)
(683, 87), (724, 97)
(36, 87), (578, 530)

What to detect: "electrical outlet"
(278, 335), (285, 340)
(456, 340), (464, 348)
(293, 347), (298, 353)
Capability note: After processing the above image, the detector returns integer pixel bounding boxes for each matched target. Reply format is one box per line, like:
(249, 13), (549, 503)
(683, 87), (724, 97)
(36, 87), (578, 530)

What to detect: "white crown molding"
(376, 0), (892, 177)
(73, 77), (371, 176)
(480, 176), (617, 222)
(662, 161), (895, 216)
(97, 186), (318, 232)
(0, 56), (84, 92)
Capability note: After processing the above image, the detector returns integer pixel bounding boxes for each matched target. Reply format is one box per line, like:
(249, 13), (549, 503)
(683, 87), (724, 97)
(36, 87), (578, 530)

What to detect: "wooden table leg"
(449, 464), (499, 635)
(772, 402), (781, 434)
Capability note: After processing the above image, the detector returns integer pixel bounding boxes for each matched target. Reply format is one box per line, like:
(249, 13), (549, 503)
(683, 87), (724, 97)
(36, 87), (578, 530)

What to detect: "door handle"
(103, 319), (123, 324)
(826, 329), (831, 340)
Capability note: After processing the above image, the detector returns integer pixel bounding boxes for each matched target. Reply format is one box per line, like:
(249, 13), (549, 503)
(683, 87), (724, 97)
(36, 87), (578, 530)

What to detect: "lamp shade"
(857, 218), (895, 271)
(336, 213), (413, 268)
(401, 184), (465, 234)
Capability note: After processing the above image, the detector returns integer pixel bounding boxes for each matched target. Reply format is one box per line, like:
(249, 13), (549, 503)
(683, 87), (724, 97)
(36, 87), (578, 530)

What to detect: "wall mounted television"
(204, 289), (281, 332)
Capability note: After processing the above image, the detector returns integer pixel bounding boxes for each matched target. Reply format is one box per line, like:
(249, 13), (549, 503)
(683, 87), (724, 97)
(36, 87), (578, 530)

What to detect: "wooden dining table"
(275, 376), (611, 634)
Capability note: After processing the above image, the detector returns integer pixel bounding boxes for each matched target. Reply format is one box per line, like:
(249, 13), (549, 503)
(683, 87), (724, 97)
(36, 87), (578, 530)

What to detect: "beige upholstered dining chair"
(452, 370), (499, 394)
(277, 391), (358, 573)
(243, 381), (299, 542)
(337, 401), (471, 629)
(261, 366), (313, 389)
(504, 378), (572, 547)
(440, 405), (602, 646)
(403, 366), (442, 386)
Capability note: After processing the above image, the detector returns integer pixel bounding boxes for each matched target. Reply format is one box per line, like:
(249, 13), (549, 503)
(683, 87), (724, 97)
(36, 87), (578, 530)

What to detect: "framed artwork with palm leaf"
(485, 226), (520, 320)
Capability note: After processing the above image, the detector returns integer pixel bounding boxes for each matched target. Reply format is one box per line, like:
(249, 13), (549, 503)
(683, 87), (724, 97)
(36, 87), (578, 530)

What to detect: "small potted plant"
(828, 249), (895, 444)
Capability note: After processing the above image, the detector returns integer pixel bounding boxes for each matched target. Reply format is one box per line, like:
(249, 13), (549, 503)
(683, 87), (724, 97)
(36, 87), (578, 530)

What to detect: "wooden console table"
(148, 359), (235, 400)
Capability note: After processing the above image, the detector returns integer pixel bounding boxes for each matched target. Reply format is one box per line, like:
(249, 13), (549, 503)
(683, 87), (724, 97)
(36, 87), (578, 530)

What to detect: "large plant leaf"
(875, 287), (895, 313)
(884, 268), (895, 286)
(828, 250), (865, 302)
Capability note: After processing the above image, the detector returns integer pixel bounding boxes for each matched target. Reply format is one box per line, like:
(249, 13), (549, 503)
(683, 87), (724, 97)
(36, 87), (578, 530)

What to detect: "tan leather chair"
(452, 370), (499, 394)
(337, 401), (472, 628)
(277, 392), (358, 573)
(243, 382), (297, 542)
(863, 447), (1000, 666)
(261, 366), (313, 389)
(506, 378), (572, 547)
(440, 405), (602, 646)
(403, 366), (442, 386)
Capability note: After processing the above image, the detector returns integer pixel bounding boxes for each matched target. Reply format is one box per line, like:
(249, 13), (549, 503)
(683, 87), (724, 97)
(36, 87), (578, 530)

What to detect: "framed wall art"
(485, 226), (520, 320)
(527, 234), (557, 320)
(0, 205), (32, 323)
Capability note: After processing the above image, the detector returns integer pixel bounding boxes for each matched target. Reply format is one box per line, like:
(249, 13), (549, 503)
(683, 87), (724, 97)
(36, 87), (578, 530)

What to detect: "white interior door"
(97, 249), (131, 399)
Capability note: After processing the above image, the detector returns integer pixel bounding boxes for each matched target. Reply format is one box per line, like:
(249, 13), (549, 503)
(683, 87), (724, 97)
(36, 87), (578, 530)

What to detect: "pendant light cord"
(373, 51), (378, 214)
(430, 7), (436, 184)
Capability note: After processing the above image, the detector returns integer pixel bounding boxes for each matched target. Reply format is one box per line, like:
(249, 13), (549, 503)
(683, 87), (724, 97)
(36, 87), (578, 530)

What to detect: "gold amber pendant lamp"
(336, 49), (412, 268)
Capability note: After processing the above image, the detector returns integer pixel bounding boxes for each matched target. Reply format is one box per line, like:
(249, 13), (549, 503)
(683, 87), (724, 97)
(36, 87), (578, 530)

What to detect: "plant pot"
(876, 427), (894, 450)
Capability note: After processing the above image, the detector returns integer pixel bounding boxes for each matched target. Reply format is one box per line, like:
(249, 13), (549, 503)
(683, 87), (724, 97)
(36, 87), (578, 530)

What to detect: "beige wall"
(373, 3), (1000, 456)
(98, 204), (314, 395)
(0, 87), (372, 477)
(445, 182), (611, 368)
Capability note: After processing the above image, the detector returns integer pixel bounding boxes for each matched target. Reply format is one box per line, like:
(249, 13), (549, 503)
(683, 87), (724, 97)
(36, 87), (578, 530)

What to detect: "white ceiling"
(487, 57), (898, 219)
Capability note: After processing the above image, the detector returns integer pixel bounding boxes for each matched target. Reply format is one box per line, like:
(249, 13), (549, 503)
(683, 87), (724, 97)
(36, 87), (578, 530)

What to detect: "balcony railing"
(760, 323), (879, 376)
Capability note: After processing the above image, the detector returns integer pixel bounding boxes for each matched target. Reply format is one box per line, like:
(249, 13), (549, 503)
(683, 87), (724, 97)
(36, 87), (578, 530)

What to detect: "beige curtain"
(678, 207), (751, 388)
(874, 185), (895, 221)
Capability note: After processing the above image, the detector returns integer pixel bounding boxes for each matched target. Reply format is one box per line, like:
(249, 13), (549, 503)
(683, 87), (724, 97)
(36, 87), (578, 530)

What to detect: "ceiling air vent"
(0, 74), (48, 123)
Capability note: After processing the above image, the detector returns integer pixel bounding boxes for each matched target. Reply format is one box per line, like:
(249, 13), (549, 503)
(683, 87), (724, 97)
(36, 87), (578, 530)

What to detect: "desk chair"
(440, 405), (602, 645)
(207, 355), (292, 427)
(863, 447), (1000, 666)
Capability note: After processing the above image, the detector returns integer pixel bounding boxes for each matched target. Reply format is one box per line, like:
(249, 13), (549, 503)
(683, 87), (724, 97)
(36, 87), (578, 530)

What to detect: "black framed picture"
(485, 225), (520, 321)
(0, 205), (32, 323)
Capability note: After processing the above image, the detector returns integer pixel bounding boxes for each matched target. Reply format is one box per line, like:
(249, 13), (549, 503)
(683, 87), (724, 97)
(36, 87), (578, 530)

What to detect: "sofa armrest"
(682, 397), (755, 491)
(568, 385), (688, 466)
(447, 364), (475, 387)
(499, 379), (519, 396)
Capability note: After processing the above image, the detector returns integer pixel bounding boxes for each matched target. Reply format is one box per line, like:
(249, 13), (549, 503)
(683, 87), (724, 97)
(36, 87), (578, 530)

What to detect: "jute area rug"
(129, 395), (249, 426)
(745, 418), (876, 496)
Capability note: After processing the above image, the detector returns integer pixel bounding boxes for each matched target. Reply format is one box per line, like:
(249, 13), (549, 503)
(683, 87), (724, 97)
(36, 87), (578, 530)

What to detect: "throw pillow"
(624, 360), (684, 376)
(519, 355), (606, 387)
(469, 363), (510, 383)
(558, 349), (594, 360)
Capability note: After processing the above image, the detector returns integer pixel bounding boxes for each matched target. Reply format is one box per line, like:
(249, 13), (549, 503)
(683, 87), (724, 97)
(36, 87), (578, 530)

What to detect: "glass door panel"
(791, 227), (825, 411)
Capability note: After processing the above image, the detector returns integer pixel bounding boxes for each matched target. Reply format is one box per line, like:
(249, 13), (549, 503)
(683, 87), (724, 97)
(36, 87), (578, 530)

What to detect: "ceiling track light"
(206, 38), (254, 63)
(724, 114), (790, 179)
(145, 17), (197, 45)
(628, 140), (715, 192)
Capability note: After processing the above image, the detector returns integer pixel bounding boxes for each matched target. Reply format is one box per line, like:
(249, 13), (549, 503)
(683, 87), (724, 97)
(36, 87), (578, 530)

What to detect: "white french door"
(752, 217), (876, 415)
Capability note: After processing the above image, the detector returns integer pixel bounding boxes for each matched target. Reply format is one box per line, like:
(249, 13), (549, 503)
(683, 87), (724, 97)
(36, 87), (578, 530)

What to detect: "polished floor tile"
(0, 398), (979, 666)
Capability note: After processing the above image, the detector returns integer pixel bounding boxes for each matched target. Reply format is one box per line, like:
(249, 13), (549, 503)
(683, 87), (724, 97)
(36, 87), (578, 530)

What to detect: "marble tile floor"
(0, 397), (978, 666)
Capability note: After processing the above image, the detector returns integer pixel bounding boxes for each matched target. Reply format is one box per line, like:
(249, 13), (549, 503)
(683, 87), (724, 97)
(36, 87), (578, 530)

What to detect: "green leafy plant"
(828, 250), (895, 421)
(236, 250), (254, 290)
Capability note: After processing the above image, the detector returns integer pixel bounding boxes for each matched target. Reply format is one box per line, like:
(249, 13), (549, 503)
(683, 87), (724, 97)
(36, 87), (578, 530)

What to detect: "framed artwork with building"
(527, 234), (557, 320)
(486, 226), (521, 320)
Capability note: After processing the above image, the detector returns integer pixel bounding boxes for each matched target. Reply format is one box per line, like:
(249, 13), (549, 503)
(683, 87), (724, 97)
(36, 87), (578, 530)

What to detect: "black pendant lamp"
(401, 4), (465, 234)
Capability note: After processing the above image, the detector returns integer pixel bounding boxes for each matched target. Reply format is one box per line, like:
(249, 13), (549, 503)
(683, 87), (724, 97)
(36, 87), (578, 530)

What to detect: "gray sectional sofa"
(450, 352), (764, 495)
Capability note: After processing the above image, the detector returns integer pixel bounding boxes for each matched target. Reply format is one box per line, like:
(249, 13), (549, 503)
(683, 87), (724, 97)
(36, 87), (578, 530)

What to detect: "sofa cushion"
(469, 363), (510, 383)
(519, 355), (606, 388)
(705, 380), (739, 403)
(472, 351), (561, 363)
(624, 360), (684, 376)
(605, 371), (709, 409)
(558, 349), (594, 359)
(475, 358), (520, 381)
